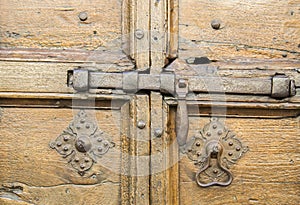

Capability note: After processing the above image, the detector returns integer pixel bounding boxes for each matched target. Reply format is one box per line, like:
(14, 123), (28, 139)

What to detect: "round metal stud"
(75, 158), (80, 162)
(104, 142), (109, 147)
(78, 12), (88, 21)
(80, 163), (85, 169)
(63, 136), (69, 141)
(86, 124), (90, 129)
(207, 132), (211, 137)
(197, 152), (201, 157)
(213, 169), (218, 174)
(188, 148), (192, 152)
(98, 147), (103, 152)
(213, 124), (217, 129)
(196, 142), (201, 147)
(218, 130), (223, 135)
(135, 29), (144, 39)
(75, 136), (92, 153)
(211, 19), (221, 30)
(80, 119), (85, 124)
(137, 120), (146, 129)
(84, 158), (90, 163)
(154, 128), (163, 138)
(63, 146), (69, 151)
(236, 147), (241, 151)
(228, 152), (233, 156)
(228, 142), (233, 146)
(97, 138), (102, 142)
(56, 141), (62, 146)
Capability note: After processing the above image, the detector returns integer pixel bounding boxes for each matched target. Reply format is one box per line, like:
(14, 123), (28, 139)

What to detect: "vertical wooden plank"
(121, 102), (130, 205)
(168, 0), (179, 59)
(135, 0), (150, 70)
(129, 95), (150, 204)
(150, 92), (166, 204)
(165, 106), (180, 205)
(129, 0), (136, 59)
(122, 0), (130, 56)
(150, 0), (168, 73)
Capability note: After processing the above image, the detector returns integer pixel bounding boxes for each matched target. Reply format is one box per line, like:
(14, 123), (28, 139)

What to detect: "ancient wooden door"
(0, 0), (299, 205)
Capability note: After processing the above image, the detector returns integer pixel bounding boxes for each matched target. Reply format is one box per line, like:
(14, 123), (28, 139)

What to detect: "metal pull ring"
(196, 141), (233, 187)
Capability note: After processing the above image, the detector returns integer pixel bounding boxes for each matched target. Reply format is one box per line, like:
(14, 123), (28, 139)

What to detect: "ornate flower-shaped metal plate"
(50, 110), (115, 175)
(184, 118), (248, 187)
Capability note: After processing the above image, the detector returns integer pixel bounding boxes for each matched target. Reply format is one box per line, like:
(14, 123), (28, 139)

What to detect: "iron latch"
(68, 69), (296, 147)
(68, 69), (296, 99)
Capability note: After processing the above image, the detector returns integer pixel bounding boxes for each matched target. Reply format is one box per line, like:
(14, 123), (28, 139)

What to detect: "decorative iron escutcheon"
(184, 118), (248, 187)
(50, 110), (115, 175)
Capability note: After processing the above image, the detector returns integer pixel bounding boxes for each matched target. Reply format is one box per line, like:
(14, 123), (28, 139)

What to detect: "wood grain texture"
(135, 0), (150, 70)
(127, 95), (151, 205)
(0, 60), (133, 93)
(179, 117), (300, 204)
(0, 182), (120, 205)
(179, 0), (300, 61)
(0, 0), (122, 50)
(168, 0), (179, 59)
(0, 108), (121, 199)
(150, 0), (168, 72)
(150, 92), (166, 204)
(0, 61), (74, 93)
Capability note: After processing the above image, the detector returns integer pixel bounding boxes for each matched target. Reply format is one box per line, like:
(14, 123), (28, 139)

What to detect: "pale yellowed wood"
(135, 0), (150, 70)
(179, 0), (300, 61)
(0, 59), (133, 93)
(0, 61), (73, 93)
(180, 182), (299, 205)
(179, 117), (300, 204)
(166, 107), (180, 205)
(150, 0), (168, 72)
(120, 102), (131, 205)
(0, 0), (122, 50)
(168, 0), (179, 59)
(150, 92), (167, 204)
(0, 108), (121, 186)
(0, 48), (134, 67)
(0, 182), (120, 205)
(134, 95), (150, 205)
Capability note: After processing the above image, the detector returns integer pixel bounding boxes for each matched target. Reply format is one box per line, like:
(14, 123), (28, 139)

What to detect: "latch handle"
(176, 79), (189, 146)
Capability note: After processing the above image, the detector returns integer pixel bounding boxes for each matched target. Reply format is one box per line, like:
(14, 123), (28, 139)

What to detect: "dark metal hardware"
(69, 69), (296, 99)
(184, 118), (248, 187)
(50, 109), (115, 175)
(68, 69), (296, 147)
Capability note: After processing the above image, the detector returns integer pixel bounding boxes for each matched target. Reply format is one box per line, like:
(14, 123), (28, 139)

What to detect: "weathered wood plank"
(150, 92), (166, 204)
(0, 48), (134, 67)
(179, 0), (300, 61)
(128, 95), (150, 205)
(135, 0), (150, 70)
(0, 108), (121, 186)
(180, 182), (300, 205)
(0, 0), (122, 49)
(150, 0), (168, 72)
(0, 59), (133, 93)
(165, 107), (180, 205)
(168, 0), (179, 59)
(135, 95), (150, 205)
(0, 182), (120, 205)
(0, 61), (73, 93)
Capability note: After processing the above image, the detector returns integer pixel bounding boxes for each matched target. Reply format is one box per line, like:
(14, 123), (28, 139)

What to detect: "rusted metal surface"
(183, 118), (248, 187)
(50, 109), (115, 175)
